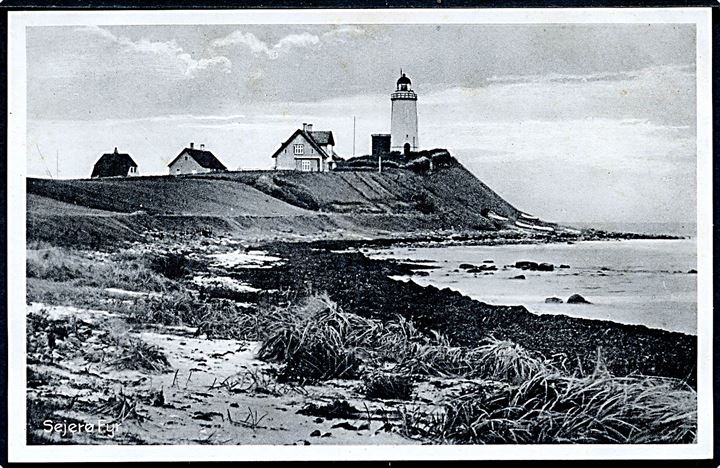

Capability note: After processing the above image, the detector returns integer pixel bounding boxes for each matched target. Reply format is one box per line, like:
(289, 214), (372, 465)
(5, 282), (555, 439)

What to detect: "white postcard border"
(7, 7), (713, 462)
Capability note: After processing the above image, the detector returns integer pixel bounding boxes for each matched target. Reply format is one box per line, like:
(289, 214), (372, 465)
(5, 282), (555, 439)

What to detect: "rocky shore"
(25, 231), (698, 445)
(227, 240), (696, 386)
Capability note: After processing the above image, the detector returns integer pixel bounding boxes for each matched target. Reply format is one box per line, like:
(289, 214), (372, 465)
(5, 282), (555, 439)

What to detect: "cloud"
(58, 113), (249, 125)
(275, 32), (321, 50)
(211, 31), (270, 54)
(321, 26), (367, 41)
(419, 64), (695, 128)
(77, 26), (231, 76)
(212, 30), (321, 59)
(482, 64), (694, 87)
(211, 27), (364, 59)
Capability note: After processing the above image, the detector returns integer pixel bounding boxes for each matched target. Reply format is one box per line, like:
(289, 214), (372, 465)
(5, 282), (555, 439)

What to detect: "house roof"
(168, 147), (227, 171)
(91, 150), (137, 178)
(308, 130), (334, 146)
(270, 128), (334, 160)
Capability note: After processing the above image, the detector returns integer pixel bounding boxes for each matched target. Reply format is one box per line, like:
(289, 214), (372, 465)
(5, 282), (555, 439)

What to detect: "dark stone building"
(371, 134), (391, 156)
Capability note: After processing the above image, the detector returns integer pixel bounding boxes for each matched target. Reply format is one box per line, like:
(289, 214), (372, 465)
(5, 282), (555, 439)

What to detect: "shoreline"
(300, 229), (689, 251)
(228, 238), (696, 386)
(362, 237), (697, 336)
(24, 231), (698, 444)
(27, 225), (696, 380)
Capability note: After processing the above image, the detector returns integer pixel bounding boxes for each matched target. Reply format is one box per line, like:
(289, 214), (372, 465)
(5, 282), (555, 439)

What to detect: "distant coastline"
(565, 221), (696, 238)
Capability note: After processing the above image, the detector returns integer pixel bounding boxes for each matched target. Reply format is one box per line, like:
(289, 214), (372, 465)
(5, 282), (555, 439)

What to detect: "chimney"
(190, 142), (194, 149)
(303, 123), (313, 132)
(200, 144), (205, 150)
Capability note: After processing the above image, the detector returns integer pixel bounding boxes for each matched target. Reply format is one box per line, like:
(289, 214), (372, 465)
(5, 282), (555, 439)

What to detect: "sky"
(26, 23), (697, 224)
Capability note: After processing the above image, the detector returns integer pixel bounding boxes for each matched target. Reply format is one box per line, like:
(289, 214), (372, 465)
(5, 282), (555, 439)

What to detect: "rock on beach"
(514, 261), (554, 272)
(567, 294), (591, 304)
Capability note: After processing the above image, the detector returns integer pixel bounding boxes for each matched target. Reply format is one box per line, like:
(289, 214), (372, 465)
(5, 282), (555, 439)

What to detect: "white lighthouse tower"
(390, 71), (419, 152)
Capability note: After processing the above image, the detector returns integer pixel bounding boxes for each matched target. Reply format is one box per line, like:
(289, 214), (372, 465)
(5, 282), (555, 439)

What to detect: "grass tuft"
(402, 355), (697, 444)
(258, 293), (381, 382)
(27, 246), (178, 294)
(362, 371), (415, 401)
(106, 336), (172, 374)
(475, 337), (545, 385)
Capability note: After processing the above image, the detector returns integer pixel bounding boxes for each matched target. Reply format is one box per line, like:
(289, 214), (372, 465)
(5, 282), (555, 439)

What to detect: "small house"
(91, 148), (138, 178)
(271, 123), (341, 172)
(168, 143), (227, 175)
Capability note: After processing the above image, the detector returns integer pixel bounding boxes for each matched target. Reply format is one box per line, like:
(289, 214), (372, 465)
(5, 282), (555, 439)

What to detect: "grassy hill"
(27, 150), (545, 246)
(28, 177), (310, 216)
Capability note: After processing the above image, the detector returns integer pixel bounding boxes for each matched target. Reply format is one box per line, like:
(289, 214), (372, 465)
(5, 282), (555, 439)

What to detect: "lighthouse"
(390, 71), (419, 152)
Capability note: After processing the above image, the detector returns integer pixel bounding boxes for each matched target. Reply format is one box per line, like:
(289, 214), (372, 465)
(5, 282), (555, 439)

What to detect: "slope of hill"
(27, 150), (551, 246)
(28, 177), (310, 216)
(189, 150), (520, 220)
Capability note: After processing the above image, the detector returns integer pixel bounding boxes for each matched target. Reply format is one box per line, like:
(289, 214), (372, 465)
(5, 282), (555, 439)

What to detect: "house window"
(294, 144), (304, 155)
(301, 160), (312, 172)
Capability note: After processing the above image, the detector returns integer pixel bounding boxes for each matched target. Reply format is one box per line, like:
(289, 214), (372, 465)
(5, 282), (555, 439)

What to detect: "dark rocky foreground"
(231, 241), (696, 386)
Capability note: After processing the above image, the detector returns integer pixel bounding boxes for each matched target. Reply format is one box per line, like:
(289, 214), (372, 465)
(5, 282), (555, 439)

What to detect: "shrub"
(147, 252), (200, 280)
(195, 300), (262, 340)
(123, 290), (200, 326)
(85, 260), (174, 293)
(362, 371), (414, 401)
(390, 338), (478, 378)
(387, 332), (546, 384)
(374, 316), (430, 361)
(409, 192), (436, 214)
(27, 278), (114, 309)
(26, 247), (87, 282)
(406, 156), (431, 173)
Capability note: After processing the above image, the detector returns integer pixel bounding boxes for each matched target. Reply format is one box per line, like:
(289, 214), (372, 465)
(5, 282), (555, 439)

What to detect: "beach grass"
(405, 364), (697, 444)
(258, 293), (382, 381)
(257, 292), (697, 444)
(27, 245), (179, 294)
(362, 371), (415, 401)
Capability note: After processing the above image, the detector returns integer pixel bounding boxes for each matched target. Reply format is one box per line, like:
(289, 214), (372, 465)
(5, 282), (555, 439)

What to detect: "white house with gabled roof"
(271, 123), (342, 172)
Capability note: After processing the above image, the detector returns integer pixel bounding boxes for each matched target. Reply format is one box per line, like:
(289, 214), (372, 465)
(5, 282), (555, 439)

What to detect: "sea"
(367, 223), (698, 335)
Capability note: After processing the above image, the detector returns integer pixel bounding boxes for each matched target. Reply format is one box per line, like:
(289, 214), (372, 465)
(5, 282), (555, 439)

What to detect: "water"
(368, 239), (697, 335)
